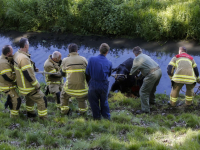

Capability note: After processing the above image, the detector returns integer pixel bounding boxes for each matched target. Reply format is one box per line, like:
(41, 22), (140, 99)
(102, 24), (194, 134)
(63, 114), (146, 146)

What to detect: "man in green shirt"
(129, 46), (162, 114)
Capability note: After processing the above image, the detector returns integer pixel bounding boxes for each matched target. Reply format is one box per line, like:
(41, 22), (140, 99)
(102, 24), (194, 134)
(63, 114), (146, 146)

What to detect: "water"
(1, 31), (200, 94)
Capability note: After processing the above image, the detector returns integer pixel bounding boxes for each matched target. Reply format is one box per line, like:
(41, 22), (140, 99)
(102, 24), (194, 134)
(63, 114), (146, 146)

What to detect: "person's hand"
(35, 68), (39, 72)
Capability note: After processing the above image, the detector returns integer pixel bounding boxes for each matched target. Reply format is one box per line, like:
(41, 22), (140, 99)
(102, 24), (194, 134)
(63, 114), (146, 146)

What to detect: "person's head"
(132, 46), (142, 57)
(179, 46), (187, 54)
(19, 38), (29, 52)
(52, 51), (61, 62)
(99, 43), (110, 56)
(2, 45), (13, 57)
(68, 43), (78, 53)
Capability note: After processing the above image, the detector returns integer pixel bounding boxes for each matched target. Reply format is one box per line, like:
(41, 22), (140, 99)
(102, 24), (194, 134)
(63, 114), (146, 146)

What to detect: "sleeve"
(192, 59), (200, 82)
(167, 57), (176, 79)
(20, 57), (40, 89)
(129, 58), (139, 75)
(0, 63), (15, 82)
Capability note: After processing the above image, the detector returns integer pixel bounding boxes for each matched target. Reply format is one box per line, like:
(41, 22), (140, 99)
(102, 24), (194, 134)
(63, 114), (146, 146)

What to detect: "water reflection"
(1, 31), (200, 94)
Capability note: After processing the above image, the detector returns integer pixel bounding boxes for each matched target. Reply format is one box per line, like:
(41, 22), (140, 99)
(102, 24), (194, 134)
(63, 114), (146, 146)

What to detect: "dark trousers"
(88, 88), (110, 120)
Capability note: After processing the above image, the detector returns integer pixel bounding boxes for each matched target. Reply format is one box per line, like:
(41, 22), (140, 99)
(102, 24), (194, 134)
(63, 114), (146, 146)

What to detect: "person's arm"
(85, 58), (91, 83)
(192, 60), (200, 82)
(167, 57), (176, 80)
(129, 58), (139, 75)
(1, 63), (15, 82)
(21, 57), (40, 90)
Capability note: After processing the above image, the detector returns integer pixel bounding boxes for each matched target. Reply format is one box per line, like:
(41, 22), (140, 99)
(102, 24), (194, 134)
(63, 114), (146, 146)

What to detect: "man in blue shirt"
(86, 43), (112, 120)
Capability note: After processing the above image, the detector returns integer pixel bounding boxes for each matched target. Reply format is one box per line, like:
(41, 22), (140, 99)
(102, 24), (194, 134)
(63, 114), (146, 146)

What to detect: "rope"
(181, 86), (200, 96)
(111, 74), (127, 78)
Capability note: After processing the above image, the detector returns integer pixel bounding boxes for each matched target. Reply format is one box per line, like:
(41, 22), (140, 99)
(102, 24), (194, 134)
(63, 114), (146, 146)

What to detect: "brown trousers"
(25, 90), (47, 118)
(170, 82), (195, 106)
(60, 88), (88, 114)
(48, 84), (62, 107)
(5, 89), (20, 118)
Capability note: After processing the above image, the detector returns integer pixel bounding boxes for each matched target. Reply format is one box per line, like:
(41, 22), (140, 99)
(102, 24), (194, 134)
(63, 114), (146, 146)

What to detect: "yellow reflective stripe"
(38, 109), (47, 116)
(0, 69), (12, 74)
(47, 81), (61, 84)
(186, 96), (193, 101)
(65, 69), (85, 73)
(176, 58), (192, 66)
(14, 66), (26, 88)
(172, 78), (196, 83)
(32, 80), (38, 86)
(0, 86), (16, 90)
(66, 91), (88, 96)
(60, 106), (69, 111)
(10, 110), (19, 115)
(21, 64), (32, 71)
(19, 90), (29, 95)
(173, 74), (195, 79)
(78, 107), (88, 112)
(169, 62), (175, 67)
(170, 96), (177, 102)
(66, 88), (88, 93)
(26, 106), (35, 111)
(48, 69), (56, 73)
(193, 63), (197, 68)
(18, 86), (35, 91)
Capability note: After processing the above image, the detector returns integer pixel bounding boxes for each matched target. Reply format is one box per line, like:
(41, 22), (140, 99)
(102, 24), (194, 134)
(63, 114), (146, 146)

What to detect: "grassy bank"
(1, 0), (200, 41)
(1, 85), (200, 149)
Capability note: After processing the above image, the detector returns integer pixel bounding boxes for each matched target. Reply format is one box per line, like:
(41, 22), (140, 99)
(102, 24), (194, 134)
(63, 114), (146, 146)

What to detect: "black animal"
(111, 58), (143, 96)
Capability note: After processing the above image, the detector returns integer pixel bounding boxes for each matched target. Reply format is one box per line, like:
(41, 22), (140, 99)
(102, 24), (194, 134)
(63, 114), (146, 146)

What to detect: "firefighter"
(129, 46), (162, 114)
(60, 43), (88, 115)
(44, 51), (63, 109)
(13, 38), (47, 119)
(86, 43), (112, 120)
(0, 45), (21, 118)
(167, 46), (200, 106)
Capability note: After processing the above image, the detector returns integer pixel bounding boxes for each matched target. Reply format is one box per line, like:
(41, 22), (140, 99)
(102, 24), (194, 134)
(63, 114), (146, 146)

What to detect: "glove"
(45, 86), (50, 96)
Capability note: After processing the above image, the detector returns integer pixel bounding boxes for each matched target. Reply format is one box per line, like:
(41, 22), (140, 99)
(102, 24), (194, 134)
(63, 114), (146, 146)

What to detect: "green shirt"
(130, 53), (159, 76)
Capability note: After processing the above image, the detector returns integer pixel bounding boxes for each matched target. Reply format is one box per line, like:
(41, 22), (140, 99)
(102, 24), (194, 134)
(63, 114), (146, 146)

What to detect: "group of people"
(0, 37), (199, 120)
(0, 38), (111, 120)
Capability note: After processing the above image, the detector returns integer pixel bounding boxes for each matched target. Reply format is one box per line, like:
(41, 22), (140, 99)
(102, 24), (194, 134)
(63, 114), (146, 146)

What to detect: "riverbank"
(0, 88), (200, 149)
(1, 0), (200, 41)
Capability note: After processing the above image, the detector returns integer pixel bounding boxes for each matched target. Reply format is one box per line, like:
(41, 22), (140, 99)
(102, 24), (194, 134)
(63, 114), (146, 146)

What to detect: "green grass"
(1, 92), (200, 149)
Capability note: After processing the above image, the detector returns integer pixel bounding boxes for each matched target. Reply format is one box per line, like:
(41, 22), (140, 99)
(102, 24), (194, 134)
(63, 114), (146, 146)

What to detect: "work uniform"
(167, 52), (200, 106)
(0, 54), (21, 117)
(44, 55), (63, 108)
(13, 50), (47, 118)
(60, 52), (88, 114)
(86, 54), (112, 120)
(130, 53), (162, 113)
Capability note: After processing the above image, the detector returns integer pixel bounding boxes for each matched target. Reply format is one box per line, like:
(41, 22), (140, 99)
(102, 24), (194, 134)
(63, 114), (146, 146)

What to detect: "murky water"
(1, 31), (200, 94)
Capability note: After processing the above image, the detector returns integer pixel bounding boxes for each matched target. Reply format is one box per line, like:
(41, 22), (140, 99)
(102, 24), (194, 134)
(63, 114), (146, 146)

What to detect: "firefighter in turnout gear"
(44, 51), (63, 109)
(0, 45), (21, 118)
(60, 43), (88, 115)
(13, 38), (47, 119)
(167, 47), (200, 106)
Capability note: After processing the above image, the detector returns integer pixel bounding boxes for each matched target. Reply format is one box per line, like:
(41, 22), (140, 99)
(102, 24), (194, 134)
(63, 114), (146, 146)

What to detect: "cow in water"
(111, 58), (143, 97)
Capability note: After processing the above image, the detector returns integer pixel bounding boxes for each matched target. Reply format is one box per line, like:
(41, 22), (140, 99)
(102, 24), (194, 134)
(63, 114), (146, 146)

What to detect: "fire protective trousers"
(47, 84), (62, 108)
(60, 88), (88, 114)
(25, 90), (47, 118)
(170, 82), (195, 106)
(5, 89), (21, 118)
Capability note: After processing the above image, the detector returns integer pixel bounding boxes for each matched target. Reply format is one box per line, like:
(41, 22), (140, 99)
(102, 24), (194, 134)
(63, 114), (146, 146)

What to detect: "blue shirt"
(86, 54), (112, 86)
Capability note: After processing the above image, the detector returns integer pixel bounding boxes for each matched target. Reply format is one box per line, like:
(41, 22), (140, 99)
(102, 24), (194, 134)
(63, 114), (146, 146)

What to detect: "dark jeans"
(88, 87), (110, 120)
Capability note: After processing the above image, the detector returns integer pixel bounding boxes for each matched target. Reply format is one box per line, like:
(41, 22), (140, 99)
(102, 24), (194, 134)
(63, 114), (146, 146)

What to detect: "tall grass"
(1, 0), (200, 40)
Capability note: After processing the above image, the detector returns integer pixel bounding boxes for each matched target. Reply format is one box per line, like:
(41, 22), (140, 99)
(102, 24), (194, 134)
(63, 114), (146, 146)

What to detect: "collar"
(99, 54), (106, 57)
(69, 52), (79, 56)
(48, 55), (58, 64)
(1, 54), (13, 61)
(18, 49), (31, 57)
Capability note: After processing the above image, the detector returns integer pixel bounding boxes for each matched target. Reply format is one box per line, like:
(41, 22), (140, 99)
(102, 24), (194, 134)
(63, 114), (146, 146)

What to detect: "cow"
(111, 58), (143, 97)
